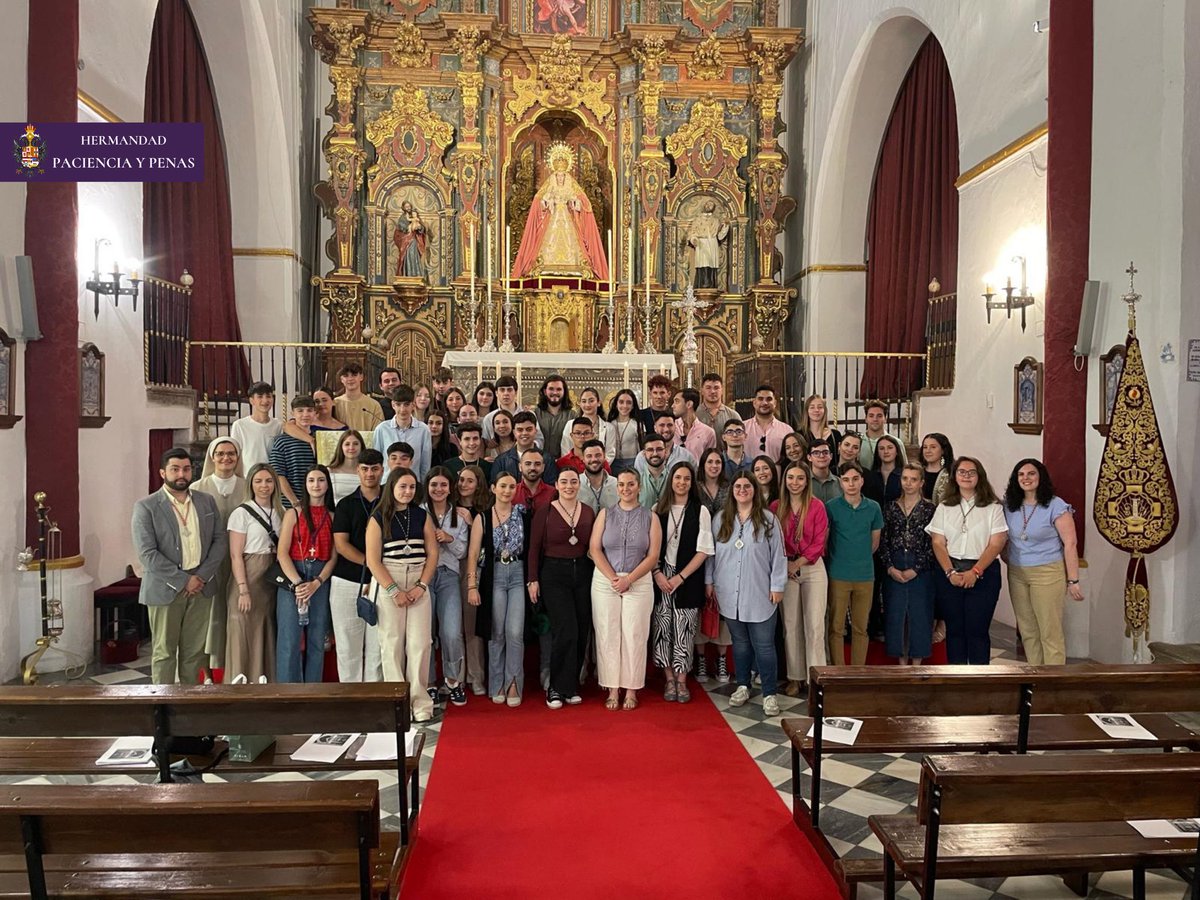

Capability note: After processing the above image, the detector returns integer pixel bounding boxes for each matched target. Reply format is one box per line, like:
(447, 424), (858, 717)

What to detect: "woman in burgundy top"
(770, 462), (829, 696)
(528, 468), (595, 708)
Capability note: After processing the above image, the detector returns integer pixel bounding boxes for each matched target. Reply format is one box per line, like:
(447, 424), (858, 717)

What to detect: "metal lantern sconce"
(85, 238), (142, 319)
(983, 255), (1036, 331)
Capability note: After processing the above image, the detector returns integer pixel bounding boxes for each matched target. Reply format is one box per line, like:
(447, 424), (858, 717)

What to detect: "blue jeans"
(488, 560), (526, 696)
(725, 610), (779, 698)
(935, 559), (1001, 664)
(428, 565), (465, 686)
(276, 558), (332, 683)
(883, 550), (935, 659)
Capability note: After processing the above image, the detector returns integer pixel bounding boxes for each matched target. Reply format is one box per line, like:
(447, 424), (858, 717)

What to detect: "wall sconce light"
(85, 238), (141, 320)
(983, 255), (1035, 331)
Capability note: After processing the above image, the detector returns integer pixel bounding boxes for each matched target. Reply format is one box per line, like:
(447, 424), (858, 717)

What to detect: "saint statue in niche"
(682, 200), (729, 289)
(392, 200), (429, 281)
(512, 142), (609, 280)
(534, 0), (587, 35)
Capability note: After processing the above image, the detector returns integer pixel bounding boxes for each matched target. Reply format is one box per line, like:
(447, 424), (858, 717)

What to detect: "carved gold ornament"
(505, 35), (613, 126)
(451, 25), (491, 69)
(633, 35), (670, 80)
(691, 34), (726, 81)
(665, 96), (748, 165)
(389, 22), (431, 68)
(1092, 264), (1178, 655)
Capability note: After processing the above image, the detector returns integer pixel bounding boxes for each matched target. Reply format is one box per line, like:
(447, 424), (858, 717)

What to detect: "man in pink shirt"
(742, 383), (794, 461)
(672, 387), (716, 460)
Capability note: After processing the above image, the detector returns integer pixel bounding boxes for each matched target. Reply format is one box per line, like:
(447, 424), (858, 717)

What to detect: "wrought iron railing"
(925, 290), (958, 391)
(143, 275), (192, 388)
(189, 341), (372, 439)
(731, 351), (926, 447)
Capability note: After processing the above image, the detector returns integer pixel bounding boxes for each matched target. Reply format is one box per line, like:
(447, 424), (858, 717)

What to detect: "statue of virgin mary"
(511, 142), (609, 280)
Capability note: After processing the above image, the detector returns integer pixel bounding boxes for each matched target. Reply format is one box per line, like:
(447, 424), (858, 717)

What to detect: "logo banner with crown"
(5, 123), (203, 182)
(1091, 265), (1178, 658)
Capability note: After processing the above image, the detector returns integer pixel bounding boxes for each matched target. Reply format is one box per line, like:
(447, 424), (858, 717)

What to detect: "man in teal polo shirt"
(825, 461), (883, 666)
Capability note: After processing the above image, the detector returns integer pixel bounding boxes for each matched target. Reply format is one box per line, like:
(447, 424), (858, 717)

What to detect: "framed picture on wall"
(1094, 344), (1126, 435)
(80, 342), (110, 428)
(0, 328), (20, 429)
(1008, 356), (1044, 435)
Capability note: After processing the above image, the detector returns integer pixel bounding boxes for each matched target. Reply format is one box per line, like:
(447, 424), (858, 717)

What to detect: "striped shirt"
(267, 432), (317, 509)
(373, 507), (428, 564)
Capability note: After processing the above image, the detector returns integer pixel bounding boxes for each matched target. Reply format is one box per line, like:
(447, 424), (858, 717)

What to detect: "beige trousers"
(828, 579), (873, 666)
(1007, 561), (1067, 665)
(148, 590), (213, 685)
(591, 570), (653, 689)
(373, 560), (433, 719)
(782, 558), (828, 680)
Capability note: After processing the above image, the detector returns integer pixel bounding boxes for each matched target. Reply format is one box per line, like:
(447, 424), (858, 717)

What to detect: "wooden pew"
(869, 752), (1200, 900)
(0, 780), (387, 899)
(779, 664), (1200, 896)
(0, 683), (422, 850)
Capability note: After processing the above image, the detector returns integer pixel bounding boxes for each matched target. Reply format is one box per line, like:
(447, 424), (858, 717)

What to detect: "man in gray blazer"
(132, 447), (228, 684)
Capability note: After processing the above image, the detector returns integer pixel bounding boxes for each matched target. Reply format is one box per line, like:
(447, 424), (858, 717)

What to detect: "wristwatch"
(414, 580), (428, 593)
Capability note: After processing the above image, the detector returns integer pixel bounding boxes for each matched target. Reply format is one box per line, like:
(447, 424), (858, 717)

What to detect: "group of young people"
(144, 366), (1084, 723)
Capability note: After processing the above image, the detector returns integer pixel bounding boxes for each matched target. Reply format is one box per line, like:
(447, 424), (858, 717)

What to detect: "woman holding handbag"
(366, 468), (440, 722)
(275, 465), (338, 683)
(225, 463), (281, 682)
(652, 461), (713, 704)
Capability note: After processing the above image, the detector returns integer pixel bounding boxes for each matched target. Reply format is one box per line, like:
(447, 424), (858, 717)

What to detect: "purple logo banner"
(5, 122), (204, 182)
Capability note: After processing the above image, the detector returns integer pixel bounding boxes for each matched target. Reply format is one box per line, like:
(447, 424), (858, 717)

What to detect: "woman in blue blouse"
(1002, 459), (1083, 665)
(879, 464), (936, 664)
(465, 472), (529, 706)
(705, 472), (787, 717)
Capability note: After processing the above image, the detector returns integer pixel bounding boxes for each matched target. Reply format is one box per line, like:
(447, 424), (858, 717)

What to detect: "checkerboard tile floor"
(7, 624), (1197, 898)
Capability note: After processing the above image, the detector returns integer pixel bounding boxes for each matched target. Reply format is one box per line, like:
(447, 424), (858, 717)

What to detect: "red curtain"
(1043, 0), (1093, 551)
(861, 34), (959, 399)
(143, 0), (244, 393)
(148, 429), (176, 494)
(24, 0), (81, 552)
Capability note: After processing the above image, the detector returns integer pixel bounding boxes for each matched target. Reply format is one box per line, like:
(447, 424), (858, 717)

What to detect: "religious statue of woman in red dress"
(511, 142), (609, 280)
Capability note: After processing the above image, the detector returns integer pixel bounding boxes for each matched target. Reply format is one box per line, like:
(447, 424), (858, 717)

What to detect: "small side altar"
(442, 351), (677, 406)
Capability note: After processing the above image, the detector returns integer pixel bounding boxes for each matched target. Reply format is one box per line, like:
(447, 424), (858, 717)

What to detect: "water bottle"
(297, 598), (310, 627)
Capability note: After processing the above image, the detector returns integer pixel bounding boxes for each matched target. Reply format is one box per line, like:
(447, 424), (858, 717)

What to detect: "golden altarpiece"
(308, 0), (800, 389)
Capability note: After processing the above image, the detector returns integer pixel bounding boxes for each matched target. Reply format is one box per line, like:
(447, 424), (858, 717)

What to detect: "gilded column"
(632, 32), (671, 279)
(309, 11), (370, 344)
(450, 24), (492, 278)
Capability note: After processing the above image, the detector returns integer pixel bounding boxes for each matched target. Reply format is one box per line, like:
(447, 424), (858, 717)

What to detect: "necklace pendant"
(734, 538), (745, 550)
(568, 534), (579, 546)
(1020, 530), (1028, 541)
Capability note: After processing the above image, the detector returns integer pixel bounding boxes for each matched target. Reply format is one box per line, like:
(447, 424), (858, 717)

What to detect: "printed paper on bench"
(95, 736), (156, 768)
(1086, 713), (1156, 742)
(290, 732), (360, 763)
(1127, 818), (1200, 839)
(354, 731), (417, 762)
(806, 717), (864, 746)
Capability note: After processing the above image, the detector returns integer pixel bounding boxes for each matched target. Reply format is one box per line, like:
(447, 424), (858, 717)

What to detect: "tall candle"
(626, 225), (633, 304)
(516, 361), (522, 398)
(623, 362), (630, 388)
(496, 360), (502, 378)
(477, 361), (483, 384)
(642, 364), (649, 401)
(487, 224), (493, 284)
(608, 230), (614, 300)
(506, 225), (512, 300)
(645, 225), (651, 303)
(470, 223), (476, 299)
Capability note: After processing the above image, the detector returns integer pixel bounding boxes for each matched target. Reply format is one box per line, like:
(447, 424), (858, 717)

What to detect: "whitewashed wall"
(0, 3), (29, 684)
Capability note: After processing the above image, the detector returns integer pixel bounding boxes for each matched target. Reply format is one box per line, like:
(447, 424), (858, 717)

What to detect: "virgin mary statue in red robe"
(511, 142), (609, 280)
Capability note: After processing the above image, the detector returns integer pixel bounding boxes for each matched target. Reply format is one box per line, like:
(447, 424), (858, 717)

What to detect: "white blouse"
(925, 500), (1007, 559)
(228, 504), (281, 556)
(604, 418), (641, 461)
(664, 504), (715, 567)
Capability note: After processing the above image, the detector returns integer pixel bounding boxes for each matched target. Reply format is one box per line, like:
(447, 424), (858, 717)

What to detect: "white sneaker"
(414, 709), (433, 723)
(565, 695), (583, 705)
(762, 695), (780, 717)
(729, 685), (750, 707)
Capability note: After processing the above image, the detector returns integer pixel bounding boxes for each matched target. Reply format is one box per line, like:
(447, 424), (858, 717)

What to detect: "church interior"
(1, 1), (1199, 898)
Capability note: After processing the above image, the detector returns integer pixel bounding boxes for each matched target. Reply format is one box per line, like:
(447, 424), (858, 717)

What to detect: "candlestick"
(623, 225), (637, 354)
(603, 229), (616, 353)
(465, 223), (480, 352)
(483, 224), (496, 352)
(643, 226), (655, 353)
(642, 363), (648, 403)
(499, 224), (514, 353)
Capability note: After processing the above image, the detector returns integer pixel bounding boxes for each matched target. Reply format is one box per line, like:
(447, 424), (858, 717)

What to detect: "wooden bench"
(869, 752), (1200, 900)
(779, 664), (1200, 896)
(0, 780), (389, 899)
(0, 683), (422, 849)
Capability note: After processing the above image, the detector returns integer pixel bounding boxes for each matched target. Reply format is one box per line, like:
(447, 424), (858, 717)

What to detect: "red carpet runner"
(400, 680), (841, 899)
